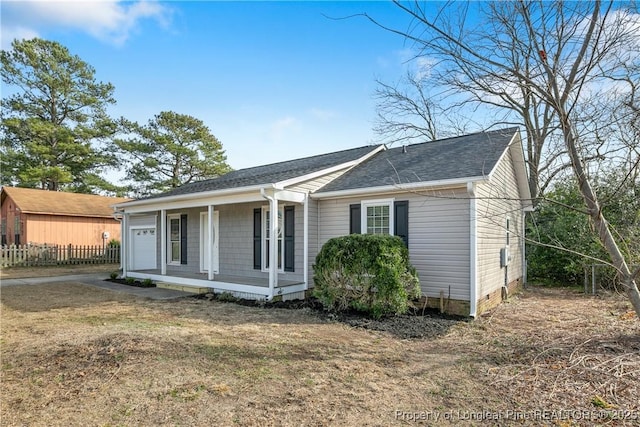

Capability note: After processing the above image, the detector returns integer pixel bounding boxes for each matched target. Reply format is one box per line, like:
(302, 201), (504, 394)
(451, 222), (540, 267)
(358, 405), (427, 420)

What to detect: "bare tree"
(365, 1), (640, 316)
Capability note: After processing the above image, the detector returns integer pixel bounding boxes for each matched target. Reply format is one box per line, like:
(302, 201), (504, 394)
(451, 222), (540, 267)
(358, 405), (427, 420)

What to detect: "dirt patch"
(1, 283), (639, 426)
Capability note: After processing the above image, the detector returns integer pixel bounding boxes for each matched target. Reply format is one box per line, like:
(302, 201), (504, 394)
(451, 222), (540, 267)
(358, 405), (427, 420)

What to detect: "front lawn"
(1, 283), (638, 426)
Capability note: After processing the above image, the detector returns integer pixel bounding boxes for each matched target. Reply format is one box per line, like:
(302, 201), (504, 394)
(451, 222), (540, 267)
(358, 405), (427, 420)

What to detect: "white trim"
(274, 189), (306, 203)
(114, 184), (275, 210)
(269, 194), (279, 295)
(160, 210), (166, 275)
(312, 177), (482, 200)
(122, 213), (128, 275)
(200, 210), (219, 277)
(303, 193), (309, 290)
(361, 198), (395, 235)
(468, 182), (478, 318)
(209, 206), (217, 279)
(276, 145), (386, 188)
(126, 272), (306, 298)
(120, 192), (269, 214)
(261, 205), (284, 274)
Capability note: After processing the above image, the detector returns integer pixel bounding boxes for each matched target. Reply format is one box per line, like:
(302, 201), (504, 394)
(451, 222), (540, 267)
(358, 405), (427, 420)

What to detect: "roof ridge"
(387, 127), (519, 151)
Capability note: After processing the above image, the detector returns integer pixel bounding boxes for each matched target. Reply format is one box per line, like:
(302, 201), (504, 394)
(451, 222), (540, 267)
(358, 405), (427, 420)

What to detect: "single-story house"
(113, 127), (532, 316)
(0, 187), (129, 246)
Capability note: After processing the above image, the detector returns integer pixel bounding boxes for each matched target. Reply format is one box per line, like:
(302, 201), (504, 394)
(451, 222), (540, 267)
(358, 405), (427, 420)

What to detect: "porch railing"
(0, 244), (120, 268)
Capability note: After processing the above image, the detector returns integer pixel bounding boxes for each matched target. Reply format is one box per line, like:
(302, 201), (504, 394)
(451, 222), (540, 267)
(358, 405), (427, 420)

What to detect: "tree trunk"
(561, 118), (640, 318)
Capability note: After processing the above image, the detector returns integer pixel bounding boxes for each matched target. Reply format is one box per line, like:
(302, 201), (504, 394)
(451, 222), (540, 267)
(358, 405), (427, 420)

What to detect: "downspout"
(120, 211), (128, 276)
(260, 188), (277, 300)
(467, 182), (478, 318)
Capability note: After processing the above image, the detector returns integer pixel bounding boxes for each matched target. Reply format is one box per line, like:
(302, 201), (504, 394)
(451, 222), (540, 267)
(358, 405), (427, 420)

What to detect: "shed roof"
(1, 187), (130, 218)
(316, 127), (519, 193)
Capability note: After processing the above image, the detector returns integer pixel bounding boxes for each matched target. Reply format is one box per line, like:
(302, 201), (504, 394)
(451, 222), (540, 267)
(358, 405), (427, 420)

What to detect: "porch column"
(208, 204), (214, 281)
(160, 209), (166, 275)
(303, 194), (309, 290)
(122, 212), (128, 276)
(269, 194), (278, 295)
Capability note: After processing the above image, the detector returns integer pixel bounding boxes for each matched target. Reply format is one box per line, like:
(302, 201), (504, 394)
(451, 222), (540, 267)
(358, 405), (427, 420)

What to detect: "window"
(361, 200), (394, 235)
(169, 216), (180, 263)
(349, 200), (409, 248)
(262, 206), (284, 271)
(253, 206), (295, 272)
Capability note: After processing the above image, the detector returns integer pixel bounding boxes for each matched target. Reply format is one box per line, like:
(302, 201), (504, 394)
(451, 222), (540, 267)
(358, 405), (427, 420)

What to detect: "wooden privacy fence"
(0, 244), (120, 268)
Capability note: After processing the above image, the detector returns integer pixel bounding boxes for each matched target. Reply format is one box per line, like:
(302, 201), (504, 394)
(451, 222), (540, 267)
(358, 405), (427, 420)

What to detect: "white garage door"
(131, 227), (156, 270)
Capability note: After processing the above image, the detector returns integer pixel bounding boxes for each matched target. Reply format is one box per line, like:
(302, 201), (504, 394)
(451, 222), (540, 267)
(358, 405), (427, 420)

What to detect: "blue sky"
(1, 1), (419, 179)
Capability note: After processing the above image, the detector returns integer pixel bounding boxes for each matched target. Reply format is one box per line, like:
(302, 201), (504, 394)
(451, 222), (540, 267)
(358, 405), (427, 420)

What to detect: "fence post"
(592, 265), (596, 295)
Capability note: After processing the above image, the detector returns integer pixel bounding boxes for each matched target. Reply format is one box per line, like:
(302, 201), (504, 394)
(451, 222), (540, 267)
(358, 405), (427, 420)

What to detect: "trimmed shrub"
(313, 234), (420, 319)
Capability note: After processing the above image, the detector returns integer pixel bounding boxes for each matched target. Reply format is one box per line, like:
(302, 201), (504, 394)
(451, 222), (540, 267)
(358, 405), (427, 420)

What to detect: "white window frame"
(261, 205), (284, 273)
(361, 199), (394, 235)
(167, 214), (181, 265)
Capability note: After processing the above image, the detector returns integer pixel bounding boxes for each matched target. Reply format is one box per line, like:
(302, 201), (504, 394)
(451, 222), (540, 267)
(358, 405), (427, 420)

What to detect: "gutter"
(114, 183), (276, 209)
(312, 176), (487, 200)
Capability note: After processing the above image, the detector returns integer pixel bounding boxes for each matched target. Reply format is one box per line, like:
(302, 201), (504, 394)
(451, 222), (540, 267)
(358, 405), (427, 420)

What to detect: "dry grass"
(1, 282), (638, 426)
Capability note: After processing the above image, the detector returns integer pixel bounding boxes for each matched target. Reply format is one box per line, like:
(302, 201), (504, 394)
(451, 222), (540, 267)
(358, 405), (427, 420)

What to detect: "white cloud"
(269, 116), (301, 142)
(309, 108), (337, 121)
(1, 0), (172, 48)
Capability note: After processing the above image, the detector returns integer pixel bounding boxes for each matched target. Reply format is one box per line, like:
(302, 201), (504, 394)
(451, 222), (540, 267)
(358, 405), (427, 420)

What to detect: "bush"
(141, 278), (154, 287)
(125, 277), (135, 285)
(110, 271), (119, 280)
(313, 234), (420, 319)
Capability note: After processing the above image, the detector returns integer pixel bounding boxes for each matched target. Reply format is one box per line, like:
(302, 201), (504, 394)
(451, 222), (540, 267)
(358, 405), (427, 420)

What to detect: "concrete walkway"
(0, 273), (193, 300)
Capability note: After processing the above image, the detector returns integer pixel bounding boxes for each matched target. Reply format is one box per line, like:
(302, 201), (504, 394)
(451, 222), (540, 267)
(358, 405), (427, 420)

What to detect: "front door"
(200, 211), (219, 273)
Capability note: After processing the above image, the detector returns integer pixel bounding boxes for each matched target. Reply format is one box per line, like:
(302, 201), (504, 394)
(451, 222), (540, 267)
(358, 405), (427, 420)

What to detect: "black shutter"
(253, 208), (262, 269)
(349, 204), (361, 234)
(180, 214), (188, 264)
(284, 206), (295, 272)
(394, 201), (409, 247)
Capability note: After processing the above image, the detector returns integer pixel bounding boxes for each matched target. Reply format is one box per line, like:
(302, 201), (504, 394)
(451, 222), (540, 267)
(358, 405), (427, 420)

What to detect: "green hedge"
(312, 234), (420, 319)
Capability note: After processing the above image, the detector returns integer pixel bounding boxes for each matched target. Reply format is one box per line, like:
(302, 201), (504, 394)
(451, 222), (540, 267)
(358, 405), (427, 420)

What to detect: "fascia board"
(275, 145), (387, 189)
(112, 183), (275, 211)
(311, 176), (485, 200)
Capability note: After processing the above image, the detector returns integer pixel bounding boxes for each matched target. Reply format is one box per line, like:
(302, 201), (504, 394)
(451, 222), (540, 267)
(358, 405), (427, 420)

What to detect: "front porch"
(127, 269), (307, 301)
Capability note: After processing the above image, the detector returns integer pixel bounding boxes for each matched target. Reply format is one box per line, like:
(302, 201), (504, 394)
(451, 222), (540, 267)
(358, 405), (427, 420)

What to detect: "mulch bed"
(106, 278), (156, 288)
(193, 292), (466, 339)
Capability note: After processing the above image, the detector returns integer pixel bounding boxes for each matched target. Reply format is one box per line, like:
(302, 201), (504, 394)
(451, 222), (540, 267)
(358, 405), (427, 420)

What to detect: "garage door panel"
(131, 227), (156, 270)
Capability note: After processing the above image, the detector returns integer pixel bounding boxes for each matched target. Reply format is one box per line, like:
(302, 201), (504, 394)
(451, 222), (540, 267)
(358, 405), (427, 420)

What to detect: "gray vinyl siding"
(475, 145), (525, 300)
(162, 207), (203, 274)
(130, 202), (305, 282)
(317, 189), (470, 301)
(216, 202), (304, 282)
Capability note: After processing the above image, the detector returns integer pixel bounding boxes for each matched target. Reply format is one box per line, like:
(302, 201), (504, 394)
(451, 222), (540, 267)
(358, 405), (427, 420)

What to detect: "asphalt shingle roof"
(142, 145), (379, 200)
(317, 128), (519, 193)
(1, 187), (130, 217)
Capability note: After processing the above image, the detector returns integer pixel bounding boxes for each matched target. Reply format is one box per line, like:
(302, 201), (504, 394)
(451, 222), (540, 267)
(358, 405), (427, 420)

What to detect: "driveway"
(0, 273), (192, 300)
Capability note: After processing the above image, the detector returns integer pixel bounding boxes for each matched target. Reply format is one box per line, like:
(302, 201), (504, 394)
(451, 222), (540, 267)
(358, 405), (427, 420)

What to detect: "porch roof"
(114, 144), (381, 211)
